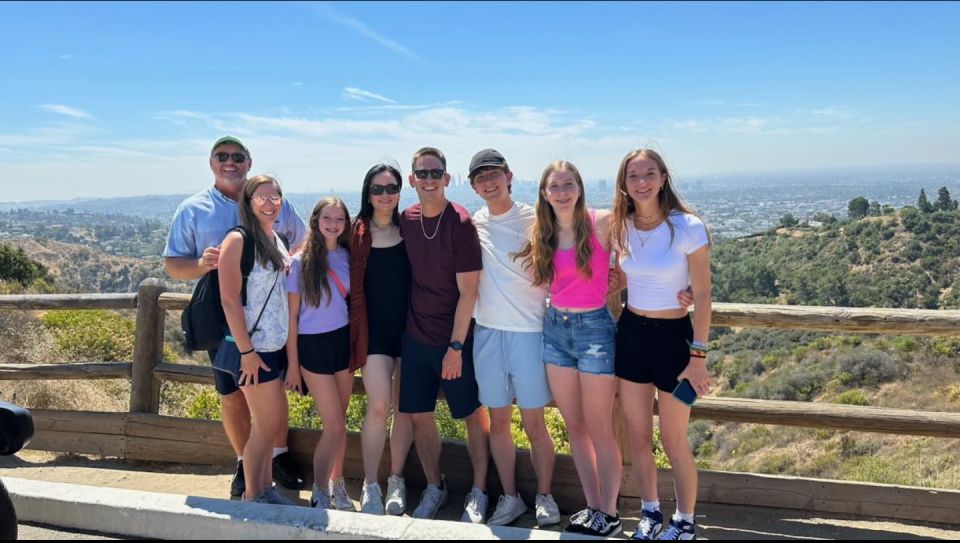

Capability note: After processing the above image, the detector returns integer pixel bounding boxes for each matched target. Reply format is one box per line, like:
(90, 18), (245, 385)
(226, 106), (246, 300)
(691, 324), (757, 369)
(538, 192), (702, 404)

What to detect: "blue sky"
(1, 1), (958, 201)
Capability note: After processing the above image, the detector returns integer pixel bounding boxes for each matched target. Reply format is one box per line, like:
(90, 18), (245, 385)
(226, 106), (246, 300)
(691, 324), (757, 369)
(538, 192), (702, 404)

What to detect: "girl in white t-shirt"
(610, 149), (712, 540)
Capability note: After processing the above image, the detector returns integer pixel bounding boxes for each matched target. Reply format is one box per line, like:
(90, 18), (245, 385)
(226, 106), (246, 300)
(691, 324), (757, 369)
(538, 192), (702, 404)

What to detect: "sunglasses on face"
(214, 152), (247, 164)
(413, 168), (445, 180)
(251, 194), (282, 204)
(369, 184), (400, 196)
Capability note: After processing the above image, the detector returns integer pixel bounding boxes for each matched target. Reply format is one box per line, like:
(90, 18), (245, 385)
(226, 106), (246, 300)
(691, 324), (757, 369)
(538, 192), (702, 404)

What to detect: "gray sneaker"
(329, 477), (358, 512)
(384, 475), (407, 516)
(459, 486), (489, 524)
(487, 494), (527, 526)
(251, 486), (296, 506)
(535, 493), (561, 527)
(412, 478), (449, 519)
(310, 482), (333, 509)
(361, 481), (385, 515)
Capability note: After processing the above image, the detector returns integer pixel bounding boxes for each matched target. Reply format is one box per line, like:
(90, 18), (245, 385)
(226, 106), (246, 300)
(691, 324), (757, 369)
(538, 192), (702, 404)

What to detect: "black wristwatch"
(448, 340), (464, 352)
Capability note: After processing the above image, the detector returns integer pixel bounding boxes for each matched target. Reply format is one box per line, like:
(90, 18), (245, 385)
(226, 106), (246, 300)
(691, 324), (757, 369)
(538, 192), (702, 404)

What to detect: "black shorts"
(368, 323), (404, 358)
(615, 311), (693, 392)
(208, 348), (286, 394)
(398, 332), (481, 420)
(298, 325), (350, 375)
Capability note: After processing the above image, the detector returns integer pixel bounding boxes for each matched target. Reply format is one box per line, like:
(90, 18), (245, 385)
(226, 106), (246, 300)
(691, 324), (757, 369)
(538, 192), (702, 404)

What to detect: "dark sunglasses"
(413, 168), (445, 180)
(369, 184), (400, 196)
(214, 152), (247, 164)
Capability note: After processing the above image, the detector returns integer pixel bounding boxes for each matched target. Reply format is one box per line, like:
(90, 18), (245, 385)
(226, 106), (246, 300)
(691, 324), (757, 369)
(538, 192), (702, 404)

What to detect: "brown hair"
(238, 175), (287, 270)
(299, 197), (351, 307)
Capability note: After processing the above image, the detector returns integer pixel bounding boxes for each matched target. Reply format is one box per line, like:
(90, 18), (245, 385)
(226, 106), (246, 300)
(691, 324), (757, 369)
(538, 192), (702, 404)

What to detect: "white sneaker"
(459, 486), (489, 524)
(412, 477), (449, 519)
(487, 493), (527, 526)
(535, 493), (561, 527)
(361, 481), (385, 515)
(384, 475), (407, 516)
(310, 482), (332, 509)
(329, 477), (358, 512)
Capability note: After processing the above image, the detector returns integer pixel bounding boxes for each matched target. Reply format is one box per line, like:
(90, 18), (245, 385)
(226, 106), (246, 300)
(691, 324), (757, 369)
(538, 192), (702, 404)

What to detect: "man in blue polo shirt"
(163, 135), (306, 499)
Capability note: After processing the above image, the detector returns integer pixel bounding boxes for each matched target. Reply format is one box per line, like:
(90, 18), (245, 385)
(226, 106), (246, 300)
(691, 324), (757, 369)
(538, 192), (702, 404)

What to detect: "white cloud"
(305, 2), (422, 64)
(38, 104), (92, 119)
(342, 87), (397, 104)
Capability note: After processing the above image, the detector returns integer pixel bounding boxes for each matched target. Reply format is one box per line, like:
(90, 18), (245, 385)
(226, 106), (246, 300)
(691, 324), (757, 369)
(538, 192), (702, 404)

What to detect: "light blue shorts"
(542, 306), (617, 376)
(473, 324), (552, 409)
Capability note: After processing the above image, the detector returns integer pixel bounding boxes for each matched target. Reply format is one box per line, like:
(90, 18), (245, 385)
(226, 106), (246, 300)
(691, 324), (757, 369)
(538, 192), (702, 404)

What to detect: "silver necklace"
(420, 203), (447, 240)
(634, 216), (663, 247)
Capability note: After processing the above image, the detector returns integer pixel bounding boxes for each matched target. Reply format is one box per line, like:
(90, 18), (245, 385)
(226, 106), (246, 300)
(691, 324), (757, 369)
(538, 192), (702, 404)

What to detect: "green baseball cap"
(211, 135), (250, 156)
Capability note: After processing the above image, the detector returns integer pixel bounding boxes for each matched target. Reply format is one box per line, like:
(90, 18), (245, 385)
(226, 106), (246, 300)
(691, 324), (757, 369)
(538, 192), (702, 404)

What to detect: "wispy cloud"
(59, 53), (73, 60)
(342, 87), (397, 104)
(306, 2), (422, 64)
(39, 104), (92, 119)
(291, 81), (303, 87)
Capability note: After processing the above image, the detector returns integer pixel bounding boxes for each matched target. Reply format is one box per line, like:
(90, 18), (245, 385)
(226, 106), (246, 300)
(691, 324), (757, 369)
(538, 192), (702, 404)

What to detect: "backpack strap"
(228, 226), (256, 306)
(327, 269), (348, 299)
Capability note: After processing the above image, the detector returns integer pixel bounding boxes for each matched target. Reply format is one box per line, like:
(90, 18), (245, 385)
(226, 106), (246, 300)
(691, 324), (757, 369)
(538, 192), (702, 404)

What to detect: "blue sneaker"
(656, 517), (696, 540)
(632, 508), (664, 540)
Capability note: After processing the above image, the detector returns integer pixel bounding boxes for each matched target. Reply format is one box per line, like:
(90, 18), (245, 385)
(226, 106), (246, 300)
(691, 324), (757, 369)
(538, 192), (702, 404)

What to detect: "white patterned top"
(243, 232), (290, 352)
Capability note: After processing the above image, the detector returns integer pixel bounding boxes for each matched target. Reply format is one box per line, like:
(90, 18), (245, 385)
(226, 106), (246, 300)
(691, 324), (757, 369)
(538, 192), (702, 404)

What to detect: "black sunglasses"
(369, 184), (400, 196)
(214, 152), (247, 164)
(413, 168), (445, 180)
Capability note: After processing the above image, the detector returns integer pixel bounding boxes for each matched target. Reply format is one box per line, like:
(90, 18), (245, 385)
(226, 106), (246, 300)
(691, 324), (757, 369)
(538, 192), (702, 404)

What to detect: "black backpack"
(180, 226), (290, 351)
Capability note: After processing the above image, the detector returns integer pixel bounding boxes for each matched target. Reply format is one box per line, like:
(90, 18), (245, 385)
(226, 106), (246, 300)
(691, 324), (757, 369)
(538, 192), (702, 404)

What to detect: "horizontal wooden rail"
(156, 293), (960, 336)
(710, 303), (960, 336)
(0, 293), (138, 310)
(152, 362), (960, 439)
(0, 362), (131, 380)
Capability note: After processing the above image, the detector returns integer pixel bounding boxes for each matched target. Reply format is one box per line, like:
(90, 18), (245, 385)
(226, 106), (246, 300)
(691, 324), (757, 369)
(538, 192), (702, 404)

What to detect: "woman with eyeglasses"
(348, 163), (415, 515)
(285, 196), (358, 511)
(218, 174), (294, 505)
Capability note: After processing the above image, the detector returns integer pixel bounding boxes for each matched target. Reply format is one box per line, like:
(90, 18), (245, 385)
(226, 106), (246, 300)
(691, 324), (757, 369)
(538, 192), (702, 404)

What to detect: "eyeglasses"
(251, 194), (282, 204)
(369, 184), (400, 196)
(413, 168), (445, 180)
(214, 152), (247, 164)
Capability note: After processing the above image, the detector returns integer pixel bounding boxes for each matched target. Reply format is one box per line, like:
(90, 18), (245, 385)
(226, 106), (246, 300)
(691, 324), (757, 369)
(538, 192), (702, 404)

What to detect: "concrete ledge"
(5, 477), (588, 540)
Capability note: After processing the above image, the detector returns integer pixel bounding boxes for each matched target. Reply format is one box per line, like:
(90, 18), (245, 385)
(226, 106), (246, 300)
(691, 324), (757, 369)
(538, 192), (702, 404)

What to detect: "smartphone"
(672, 379), (698, 407)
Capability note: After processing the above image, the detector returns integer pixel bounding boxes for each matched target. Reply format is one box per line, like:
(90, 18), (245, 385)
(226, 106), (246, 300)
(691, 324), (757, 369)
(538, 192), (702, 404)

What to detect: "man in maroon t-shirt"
(398, 146), (491, 522)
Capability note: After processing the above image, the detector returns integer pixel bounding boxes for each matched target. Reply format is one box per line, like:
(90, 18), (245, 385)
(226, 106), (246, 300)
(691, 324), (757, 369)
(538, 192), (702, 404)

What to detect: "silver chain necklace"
(420, 202), (447, 240)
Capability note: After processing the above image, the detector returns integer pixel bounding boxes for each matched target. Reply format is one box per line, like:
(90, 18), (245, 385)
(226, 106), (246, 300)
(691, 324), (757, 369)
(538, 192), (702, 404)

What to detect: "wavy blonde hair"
(513, 161), (593, 287)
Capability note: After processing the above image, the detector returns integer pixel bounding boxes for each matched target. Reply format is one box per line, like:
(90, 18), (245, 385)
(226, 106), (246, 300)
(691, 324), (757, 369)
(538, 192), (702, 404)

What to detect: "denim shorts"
(542, 306), (617, 375)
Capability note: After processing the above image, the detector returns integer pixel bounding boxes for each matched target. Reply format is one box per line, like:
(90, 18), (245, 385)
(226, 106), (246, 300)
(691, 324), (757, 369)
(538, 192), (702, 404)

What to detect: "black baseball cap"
(468, 148), (508, 178)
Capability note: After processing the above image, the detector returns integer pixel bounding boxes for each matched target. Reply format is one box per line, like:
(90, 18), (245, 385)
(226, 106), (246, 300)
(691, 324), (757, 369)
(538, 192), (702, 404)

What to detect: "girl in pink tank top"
(513, 161), (623, 535)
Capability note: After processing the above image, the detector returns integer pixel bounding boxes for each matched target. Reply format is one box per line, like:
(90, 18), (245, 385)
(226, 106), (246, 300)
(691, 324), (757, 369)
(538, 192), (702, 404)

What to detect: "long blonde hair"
(512, 161), (594, 287)
(611, 149), (703, 255)
(300, 197), (351, 307)
(239, 175), (287, 270)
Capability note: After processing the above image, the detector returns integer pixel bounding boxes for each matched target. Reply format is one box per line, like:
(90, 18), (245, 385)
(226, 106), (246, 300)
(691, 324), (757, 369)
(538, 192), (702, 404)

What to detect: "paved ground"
(3, 450), (959, 540)
(17, 523), (129, 540)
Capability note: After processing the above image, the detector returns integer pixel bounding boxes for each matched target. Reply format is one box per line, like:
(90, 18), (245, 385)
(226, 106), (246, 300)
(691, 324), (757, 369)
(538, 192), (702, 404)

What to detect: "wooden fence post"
(130, 278), (166, 414)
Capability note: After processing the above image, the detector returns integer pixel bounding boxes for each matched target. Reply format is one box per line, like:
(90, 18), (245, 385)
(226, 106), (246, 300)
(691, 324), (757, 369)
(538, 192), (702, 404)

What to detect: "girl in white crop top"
(610, 149), (712, 539)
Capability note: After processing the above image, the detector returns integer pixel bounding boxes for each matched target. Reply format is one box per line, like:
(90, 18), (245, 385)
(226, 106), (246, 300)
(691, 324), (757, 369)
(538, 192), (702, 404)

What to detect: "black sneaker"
(582, 510), (622, 537)
(230, 460), (245, 499)
(564, 507), (596, 533)
(272, 451), (306, 490)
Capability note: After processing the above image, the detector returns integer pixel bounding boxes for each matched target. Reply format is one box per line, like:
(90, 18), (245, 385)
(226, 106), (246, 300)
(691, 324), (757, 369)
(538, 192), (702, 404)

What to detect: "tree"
(848, 197), (869, 220)
(936, 186), (957, 211)
(869, 201), (881, 216)
(780, 213), (799, 227)
(918, 189), (933, 213)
